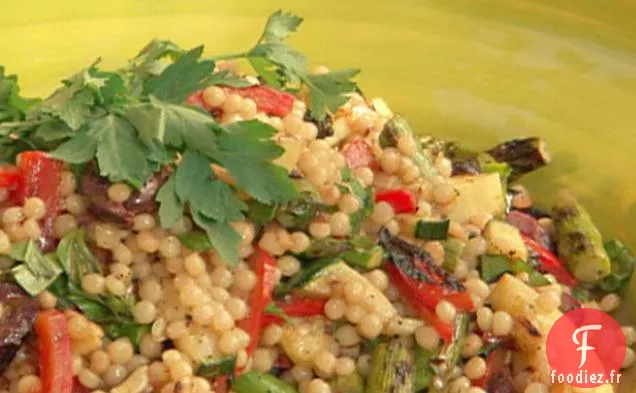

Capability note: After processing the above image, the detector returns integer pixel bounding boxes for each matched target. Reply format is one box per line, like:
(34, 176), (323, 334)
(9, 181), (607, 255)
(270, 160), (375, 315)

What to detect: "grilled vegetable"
(299, 261), (396, 322)
(442, 238), (464, 273)
(366, 339), (414, 393)
(429, 313), (469, 393)
(485, 137), (550, 179)
(35, 310), (73, 393)
(280, 320), (326, 367)
(274, 257), (338, 297)
(340, 245), (384, 269)
(480, 255), (550, 287)
(380, 116), (437, 177)
(414, 219), (450, 241)
(447, 173), (506, 223)
(234, 371), (298, 393)
(413, 347), (436, 392)
(375, 189), (417, 214)
(487, 274), (559, 384)
(0, 283), (39, 373)
(552, 200), (611, 283)
(330, 372), (365, 393)
(484, 220), (528, 262)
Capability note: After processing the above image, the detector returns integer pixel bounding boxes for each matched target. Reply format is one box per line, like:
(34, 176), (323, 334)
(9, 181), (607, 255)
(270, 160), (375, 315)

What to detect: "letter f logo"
(572, 324), (602, 368)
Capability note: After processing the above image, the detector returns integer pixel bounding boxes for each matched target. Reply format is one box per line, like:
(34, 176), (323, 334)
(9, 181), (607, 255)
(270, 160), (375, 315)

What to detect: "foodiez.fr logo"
(546, 308), (625, 387)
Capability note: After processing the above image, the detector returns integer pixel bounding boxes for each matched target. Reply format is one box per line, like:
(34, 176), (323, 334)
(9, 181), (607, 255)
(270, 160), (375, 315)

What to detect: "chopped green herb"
(9, 240), (63, 296)
(247, 200), (279, 226)
(264, 302), (291, 323)
(598, 239), (636, 293)
(480, 254), (550, 286)
(339, 168), (374, 233)
(179, 231), (212, 252)
(195, 357), (237, 378)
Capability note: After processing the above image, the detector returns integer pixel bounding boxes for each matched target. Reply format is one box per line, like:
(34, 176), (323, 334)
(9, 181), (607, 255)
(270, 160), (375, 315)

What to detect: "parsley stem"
(211, 52), (248, 61)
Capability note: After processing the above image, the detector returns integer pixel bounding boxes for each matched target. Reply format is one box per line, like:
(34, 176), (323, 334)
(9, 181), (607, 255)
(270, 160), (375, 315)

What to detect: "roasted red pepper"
(261, 298), (327, 327)
(211, 376), (229, 393)
(226, 85), (295, 117)
(384, 263), (453, 341)
(341, 139), (378, 170)
(375, 188), (417, 214)
(35, 310), (73, 393)
(0, 164), (25, 206)
(237, 247), (278, 358)
(185, 90), (208, 110)
(475, 348), (514, 392)
(522, 234), (577, 287)
(17, 151), (64, 252)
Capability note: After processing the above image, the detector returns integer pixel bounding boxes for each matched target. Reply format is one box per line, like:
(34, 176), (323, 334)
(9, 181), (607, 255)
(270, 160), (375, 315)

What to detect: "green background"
(3, 0), (636, 246)
(1, 0), (636, 390)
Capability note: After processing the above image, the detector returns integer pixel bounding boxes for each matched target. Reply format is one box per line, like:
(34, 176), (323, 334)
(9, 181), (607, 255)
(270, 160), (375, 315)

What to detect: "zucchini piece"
(442, 238), (464, 273)
(447, 173), (506, 223)
(414, 219), (450, 241)
(366, 339), (414, 393)
(341, 245), (384, 269)
(298, 261), (396, 322)
(487, 274), (560, 384)
(280, 320), (326, 367)
(330, 371), (365, 393)
(275, 258), (337, 297)
(484, 220), (528, 262)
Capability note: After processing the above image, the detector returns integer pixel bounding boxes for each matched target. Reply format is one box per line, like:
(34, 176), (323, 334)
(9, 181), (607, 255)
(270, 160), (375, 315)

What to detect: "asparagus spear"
(330, 371), (365, 393)
(552, 200), (611, 283)
(380, 115), (438, 177)
(485, 137), (551, 179)
(366, 338), (414, 393)
(413, 347), (437, 392)
(429, 313), (470, 393)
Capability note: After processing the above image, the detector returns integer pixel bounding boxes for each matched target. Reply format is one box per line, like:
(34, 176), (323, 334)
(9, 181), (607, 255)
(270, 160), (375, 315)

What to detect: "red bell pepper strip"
(237, 247), (278, 357)
(443, 291), (477, 311)
(384, 263), (453, 341)
(225, 85), (295, 117)
(474, 348), (512, 390)
(35, 310), (73, 393)
(341, 139), (378, 170)
(0, 165), (25, 206)
(384, 262), (474, 312)
(212, 376), (229, 393)
(375, 189), (417, 214)
(521, 234), (577, 287)
(185, 91), (209, 110)
(261, 298), (328, 327)
(17, 151), (64, 252)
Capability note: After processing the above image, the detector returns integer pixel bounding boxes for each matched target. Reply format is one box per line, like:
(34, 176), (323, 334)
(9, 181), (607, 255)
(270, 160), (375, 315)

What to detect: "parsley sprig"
(213, 10), (360, 120)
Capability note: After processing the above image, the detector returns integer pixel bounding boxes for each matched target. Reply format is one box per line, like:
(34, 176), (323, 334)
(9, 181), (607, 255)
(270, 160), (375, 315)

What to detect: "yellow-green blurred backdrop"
(2, 0), (636, 243)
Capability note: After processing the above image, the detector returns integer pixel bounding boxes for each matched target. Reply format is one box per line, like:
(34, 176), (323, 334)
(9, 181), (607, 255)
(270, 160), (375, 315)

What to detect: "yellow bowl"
(2, 0), (636, 389)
